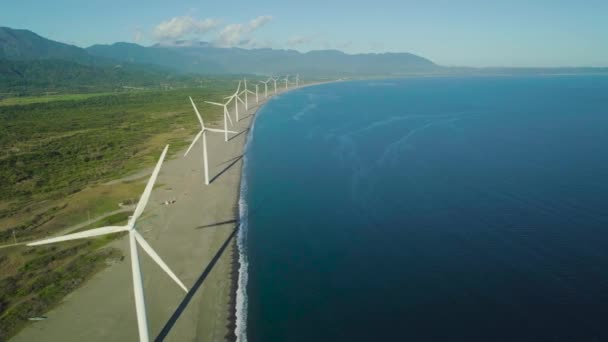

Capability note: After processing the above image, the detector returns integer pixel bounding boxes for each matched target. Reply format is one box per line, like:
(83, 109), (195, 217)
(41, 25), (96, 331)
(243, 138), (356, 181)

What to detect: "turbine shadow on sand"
(218, 154), (244, 165)
(154, 228), (237, 342)
(229, 128), (250, 141)
(195, 219), (238, 230)
(209, 155), (243, 184)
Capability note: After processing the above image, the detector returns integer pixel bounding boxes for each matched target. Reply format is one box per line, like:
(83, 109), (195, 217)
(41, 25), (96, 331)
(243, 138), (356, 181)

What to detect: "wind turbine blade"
(236, 80), (241, 94)
(225, 108), (234, 126)
(205, 101), (224, 107)
(207, 128), (238, 134)
(129, 145), (169, 226)
(202, 132), (209, 185)
(223, 108), (228, 141)
(129, 231), (149, 342)
(189, 97), (205, 129)
(237, 96), (245, 105)
(27, 225), (129, 246)
(184, 130), (203, 156)
(133, 231), (188, 293)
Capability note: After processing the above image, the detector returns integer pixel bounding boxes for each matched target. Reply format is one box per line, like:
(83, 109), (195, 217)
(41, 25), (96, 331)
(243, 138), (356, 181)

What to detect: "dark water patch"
(244, 76), (608, 341)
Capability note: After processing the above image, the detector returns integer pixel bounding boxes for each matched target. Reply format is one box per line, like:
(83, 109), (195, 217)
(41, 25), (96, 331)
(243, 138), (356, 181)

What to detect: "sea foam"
(234, 103), (260, 342)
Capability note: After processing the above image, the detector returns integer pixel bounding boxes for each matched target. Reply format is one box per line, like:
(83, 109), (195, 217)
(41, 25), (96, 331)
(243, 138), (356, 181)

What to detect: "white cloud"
(216, 15), (273, 47)
(133, 29), (143, 43)
(153, 16), (221, 41)
(249, 15), (273, 29)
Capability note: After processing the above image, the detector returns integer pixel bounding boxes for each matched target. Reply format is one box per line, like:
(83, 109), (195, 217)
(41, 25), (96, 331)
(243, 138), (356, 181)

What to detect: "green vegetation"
(0, 205), (67, 244)
(0, 79), (244, 339)
(0, 84), (234, 223)
(0, 58), (211, 96)
(0, 92), (115, 106)
(0, 212), (130, 340)
(0, 84), (238, 241)
(0, 241), (123, 340)
(72, 212), (131, 234)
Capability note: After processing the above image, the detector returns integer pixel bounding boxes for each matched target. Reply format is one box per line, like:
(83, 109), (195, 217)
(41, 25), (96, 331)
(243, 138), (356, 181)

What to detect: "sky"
(2, 0), (607, 67)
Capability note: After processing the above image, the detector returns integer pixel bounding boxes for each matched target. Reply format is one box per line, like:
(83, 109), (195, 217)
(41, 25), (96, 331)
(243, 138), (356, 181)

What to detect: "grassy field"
(0, 79), (243, 339)
(0, 92), (117, 107)
(0, 217), (126, 340)
(0, 82), (239, 230)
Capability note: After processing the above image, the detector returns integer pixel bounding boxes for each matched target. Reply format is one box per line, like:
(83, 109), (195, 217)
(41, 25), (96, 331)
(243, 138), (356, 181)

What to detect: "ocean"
(237, 75), (608, 341)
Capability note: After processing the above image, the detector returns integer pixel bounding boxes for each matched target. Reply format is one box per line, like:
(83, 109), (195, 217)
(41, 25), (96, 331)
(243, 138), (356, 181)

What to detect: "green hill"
(0, 27), (93, 63)
(0, 59), (190, 95)
(88, 42), (439, 76)
(0, 28), (194, 96)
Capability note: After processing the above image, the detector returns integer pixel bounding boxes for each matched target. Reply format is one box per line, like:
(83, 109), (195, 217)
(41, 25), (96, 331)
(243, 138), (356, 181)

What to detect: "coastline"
(231, 81), (335, 342)
(9, 82), (318, 342)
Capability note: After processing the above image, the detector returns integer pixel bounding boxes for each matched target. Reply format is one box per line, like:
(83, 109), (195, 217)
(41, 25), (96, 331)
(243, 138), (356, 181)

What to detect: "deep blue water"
(240, 76), (608, 341)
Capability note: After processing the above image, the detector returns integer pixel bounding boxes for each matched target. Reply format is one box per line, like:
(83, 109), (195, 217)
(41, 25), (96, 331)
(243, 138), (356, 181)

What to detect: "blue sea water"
(238, 76), (608, 341)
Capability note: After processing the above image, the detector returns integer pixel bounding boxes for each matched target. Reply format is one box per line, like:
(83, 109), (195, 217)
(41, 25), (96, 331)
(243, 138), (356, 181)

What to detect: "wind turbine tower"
(27, 146), (187, 342)
(185, 97), (237, 185)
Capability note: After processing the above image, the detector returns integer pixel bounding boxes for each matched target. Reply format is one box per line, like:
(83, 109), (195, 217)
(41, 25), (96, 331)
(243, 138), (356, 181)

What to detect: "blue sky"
(2, 0), (607, 67)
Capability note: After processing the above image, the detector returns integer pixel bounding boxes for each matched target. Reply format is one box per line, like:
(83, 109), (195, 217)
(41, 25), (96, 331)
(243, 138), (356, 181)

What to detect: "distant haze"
(1, 1), (607, 67)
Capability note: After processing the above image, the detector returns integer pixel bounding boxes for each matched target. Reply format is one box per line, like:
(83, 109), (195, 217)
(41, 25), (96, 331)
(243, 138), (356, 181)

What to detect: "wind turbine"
(283, 75), (290, 90)
(239, 78), (255, 110)
(260, 79), (270, 98)
(27, 145), (187, 342)
(295, 74), (300, 87)
(254, 84), (259, 103)
(225, 81), (245, 122)
(271, 77), (278, 94)
(205, 99), (237, 141)
(185, 97), (237, 185)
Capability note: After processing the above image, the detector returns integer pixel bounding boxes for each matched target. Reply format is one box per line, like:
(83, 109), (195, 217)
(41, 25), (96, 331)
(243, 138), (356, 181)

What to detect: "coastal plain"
(11, 91), (270, 341)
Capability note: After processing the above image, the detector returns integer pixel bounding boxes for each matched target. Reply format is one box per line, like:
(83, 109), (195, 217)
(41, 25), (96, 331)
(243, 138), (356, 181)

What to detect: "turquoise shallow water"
(239, 76), (608, 341)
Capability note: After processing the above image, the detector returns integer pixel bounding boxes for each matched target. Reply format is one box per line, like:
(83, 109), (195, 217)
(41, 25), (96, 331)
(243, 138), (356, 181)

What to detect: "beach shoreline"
(230, 81), (335, 342)
(10, 81), (323, 342)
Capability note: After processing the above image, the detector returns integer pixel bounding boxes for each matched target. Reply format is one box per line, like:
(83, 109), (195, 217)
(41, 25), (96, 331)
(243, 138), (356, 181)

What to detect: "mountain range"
(1, 27), (438, 77)
(0, 27), (93, 63)
(2, 26), (607, 96)
(87, 42), (438, 75)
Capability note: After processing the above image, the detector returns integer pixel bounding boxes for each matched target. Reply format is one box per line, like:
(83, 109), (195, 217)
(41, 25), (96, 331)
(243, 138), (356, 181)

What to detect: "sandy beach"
(11, 85), (298, 341)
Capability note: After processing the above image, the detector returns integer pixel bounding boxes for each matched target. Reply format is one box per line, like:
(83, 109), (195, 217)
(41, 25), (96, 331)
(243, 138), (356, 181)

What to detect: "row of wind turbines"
(186, 74), (300, 185)
(23, 74), (302, 342)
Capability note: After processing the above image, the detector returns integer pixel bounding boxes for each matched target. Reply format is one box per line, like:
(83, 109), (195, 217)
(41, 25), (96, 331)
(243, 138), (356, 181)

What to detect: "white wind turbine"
(185, 97), (237, 185)
(283, 75), (290, 90)
(27, 145), (187, 342)
(271, 77), (278, 94)
(254, 84), (259, 103)
(295, 74), (300, 87)
(225, 81), (246, 122)
(260, 79), (270, 98)
(205, 99), (237, 141)
(239, 78), (255, 110)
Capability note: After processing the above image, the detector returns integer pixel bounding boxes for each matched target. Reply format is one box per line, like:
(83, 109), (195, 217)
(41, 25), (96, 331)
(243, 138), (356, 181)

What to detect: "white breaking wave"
(235, 104), (259, 342)
(376, 117), (462, 166)
(292, 102), (317, 121)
